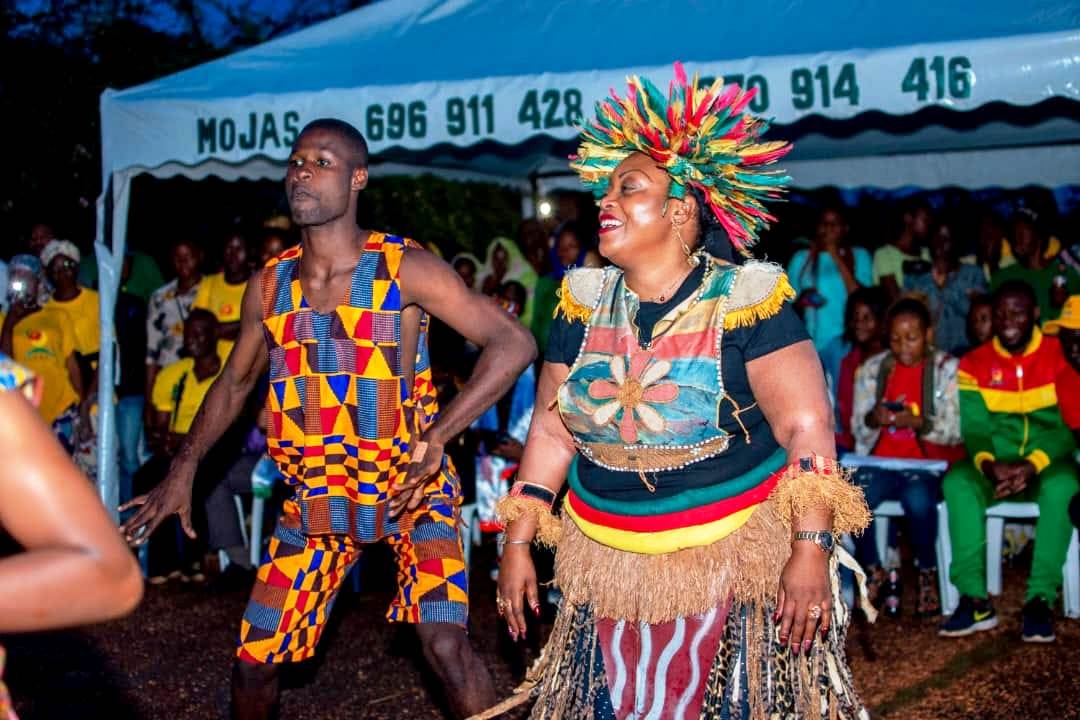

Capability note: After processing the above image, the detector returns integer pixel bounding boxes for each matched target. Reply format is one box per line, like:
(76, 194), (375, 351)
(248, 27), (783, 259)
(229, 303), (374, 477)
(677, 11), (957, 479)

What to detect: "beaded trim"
(565, 266), (618, 372)
(575, 434), (731, 473)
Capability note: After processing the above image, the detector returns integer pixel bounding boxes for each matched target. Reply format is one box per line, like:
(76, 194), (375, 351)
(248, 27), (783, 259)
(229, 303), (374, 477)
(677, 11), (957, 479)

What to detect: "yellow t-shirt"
(151, 345), (228, 435)
(0, 308), (79, 423)
(192, 273), (245, 323)
(46, 288), (101, 355)
(192, 273), (245, 358)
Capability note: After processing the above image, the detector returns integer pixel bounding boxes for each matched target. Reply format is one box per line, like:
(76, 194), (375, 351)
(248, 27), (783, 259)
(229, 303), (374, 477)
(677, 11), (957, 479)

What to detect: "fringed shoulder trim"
(554, 267), (606, 324)
(723, 261), (795, 330)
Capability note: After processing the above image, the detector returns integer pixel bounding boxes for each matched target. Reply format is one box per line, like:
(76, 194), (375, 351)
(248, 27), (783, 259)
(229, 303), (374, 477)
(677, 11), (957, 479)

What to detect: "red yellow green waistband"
(564, 470), (779, 554)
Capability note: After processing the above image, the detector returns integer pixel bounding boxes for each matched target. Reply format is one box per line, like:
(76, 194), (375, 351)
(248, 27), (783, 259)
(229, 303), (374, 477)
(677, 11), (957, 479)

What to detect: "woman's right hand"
(497, 544), (539, 641)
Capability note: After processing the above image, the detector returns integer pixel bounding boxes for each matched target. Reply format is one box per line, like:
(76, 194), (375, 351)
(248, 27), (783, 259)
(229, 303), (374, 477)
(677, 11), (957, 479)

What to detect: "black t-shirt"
(546, 264), (809, 500)
(115, 291), (147, 398)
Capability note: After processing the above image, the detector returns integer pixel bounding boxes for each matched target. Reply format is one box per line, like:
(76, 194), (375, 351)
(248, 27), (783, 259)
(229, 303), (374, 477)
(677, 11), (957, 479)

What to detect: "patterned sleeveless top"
(558, 260), (736, 464)
(260, 233), (448, 542)
(555, 259), (794, 553)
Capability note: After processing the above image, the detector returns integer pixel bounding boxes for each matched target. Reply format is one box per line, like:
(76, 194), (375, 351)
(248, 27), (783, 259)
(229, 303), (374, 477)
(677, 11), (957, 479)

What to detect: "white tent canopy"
(93, 0), (1080, 509)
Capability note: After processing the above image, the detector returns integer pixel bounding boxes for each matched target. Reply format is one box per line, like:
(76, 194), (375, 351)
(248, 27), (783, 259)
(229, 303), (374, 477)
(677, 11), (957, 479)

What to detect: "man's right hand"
(5, 300), (33, 326)
(118, 467), (196, 545)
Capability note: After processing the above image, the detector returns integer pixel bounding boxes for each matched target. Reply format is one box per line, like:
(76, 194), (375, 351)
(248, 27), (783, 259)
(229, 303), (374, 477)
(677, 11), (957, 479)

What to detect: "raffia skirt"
(480, 502), (869, 720)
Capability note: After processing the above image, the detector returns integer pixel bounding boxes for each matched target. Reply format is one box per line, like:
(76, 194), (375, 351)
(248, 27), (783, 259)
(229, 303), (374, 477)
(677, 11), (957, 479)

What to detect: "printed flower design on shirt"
(587, 352), (679, 443)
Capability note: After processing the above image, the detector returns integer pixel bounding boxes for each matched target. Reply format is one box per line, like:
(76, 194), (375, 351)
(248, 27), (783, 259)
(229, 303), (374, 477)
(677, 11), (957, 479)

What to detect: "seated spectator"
(851, 298), (963, 616)
(991, 209), (1080, 323)
(146, 238), (204, 423)
(451, 253), (480, 290)
(905, 218), (988, 355)
(873, 199), (931, 298)
(832, 286), (889, 452)
(965, 210), (1004, 281)
(531, 222), (597, 354)
(473, 282), (536, 578)
(788, 205), (872, 351)
(203, 403), (272, 591)
(961, 293), (994, 357)
(940, 281), (1078, 643)
(135, 309), (233, 584)
(193, 232), (251, 351)
(480, 237), (538, 326)
(0, 255), (84, 451)
(257, 229), (295, 267)
(42, 240), (101, 474)
(1045, 296), (1080, 529)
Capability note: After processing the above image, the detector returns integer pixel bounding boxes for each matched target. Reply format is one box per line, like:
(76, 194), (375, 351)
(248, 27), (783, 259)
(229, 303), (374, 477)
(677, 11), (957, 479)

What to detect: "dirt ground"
(4, 545), (1079, 720)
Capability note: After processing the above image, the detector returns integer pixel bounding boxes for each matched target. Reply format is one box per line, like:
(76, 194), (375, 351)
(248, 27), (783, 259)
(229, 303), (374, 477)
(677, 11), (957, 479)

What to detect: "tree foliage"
(1, 0), (382, 249)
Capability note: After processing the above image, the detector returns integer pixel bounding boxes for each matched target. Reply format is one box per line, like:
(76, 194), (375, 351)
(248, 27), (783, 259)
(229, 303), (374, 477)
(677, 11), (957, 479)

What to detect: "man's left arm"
(390, 247), (537, 515)
(1004, 363), (1078, 497)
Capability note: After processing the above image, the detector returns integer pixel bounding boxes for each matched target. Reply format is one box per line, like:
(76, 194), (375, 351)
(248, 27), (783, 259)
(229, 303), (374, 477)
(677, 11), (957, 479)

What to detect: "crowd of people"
(4, 185), (1080, 657)
(0, 78), (1079, 718)
(786, 198), (1080, 643)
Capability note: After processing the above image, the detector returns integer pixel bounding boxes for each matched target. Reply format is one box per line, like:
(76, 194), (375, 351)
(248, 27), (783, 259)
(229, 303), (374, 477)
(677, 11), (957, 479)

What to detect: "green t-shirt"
(871, 244), (929, 288)
(530, 275), (559, 353)
(990, 262), (1080, 323)
(78, 251), (165, 303)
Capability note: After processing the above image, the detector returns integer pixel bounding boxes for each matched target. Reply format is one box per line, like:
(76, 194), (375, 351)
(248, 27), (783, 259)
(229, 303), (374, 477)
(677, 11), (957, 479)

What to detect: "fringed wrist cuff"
(495, 483), (562, 548)
(769, 455), (871, 536)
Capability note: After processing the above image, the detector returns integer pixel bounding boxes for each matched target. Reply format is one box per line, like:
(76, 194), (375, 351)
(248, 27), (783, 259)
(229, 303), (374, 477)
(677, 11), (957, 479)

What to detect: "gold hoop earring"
(675, 225), (696, 266)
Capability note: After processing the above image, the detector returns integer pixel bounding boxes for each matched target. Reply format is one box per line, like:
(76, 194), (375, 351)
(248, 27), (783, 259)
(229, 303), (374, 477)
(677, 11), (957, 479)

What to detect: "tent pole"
(94, 170), (130, 523)
(521, 174), (538, 218)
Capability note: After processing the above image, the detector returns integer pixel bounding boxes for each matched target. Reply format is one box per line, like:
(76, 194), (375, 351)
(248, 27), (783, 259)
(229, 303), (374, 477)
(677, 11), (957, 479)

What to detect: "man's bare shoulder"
(398, 245), (472, 305)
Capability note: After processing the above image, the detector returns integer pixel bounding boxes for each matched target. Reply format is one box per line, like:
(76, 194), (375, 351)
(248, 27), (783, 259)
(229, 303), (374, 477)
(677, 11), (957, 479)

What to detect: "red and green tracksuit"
(945, 328), (1078, 603)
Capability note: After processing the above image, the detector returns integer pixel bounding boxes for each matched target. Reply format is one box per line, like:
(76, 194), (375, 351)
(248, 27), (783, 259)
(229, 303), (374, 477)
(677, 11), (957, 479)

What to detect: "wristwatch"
(793, 530), (835, 553)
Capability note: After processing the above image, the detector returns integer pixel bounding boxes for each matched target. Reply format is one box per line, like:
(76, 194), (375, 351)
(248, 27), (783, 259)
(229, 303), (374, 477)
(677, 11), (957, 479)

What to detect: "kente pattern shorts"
(237, 495), (468, 664)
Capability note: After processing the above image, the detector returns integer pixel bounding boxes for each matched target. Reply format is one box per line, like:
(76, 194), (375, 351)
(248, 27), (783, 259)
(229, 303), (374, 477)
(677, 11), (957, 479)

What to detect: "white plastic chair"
(872, 500), (905, 570)
(218, 496), (252, 573)
(249, 495), (266, 568)
(458, 503), (482, 572)
(938, 501), (1080, 618)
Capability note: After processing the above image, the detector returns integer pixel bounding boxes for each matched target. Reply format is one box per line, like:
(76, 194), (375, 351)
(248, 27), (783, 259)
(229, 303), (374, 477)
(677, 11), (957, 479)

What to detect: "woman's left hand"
(776, 544), (832, 654)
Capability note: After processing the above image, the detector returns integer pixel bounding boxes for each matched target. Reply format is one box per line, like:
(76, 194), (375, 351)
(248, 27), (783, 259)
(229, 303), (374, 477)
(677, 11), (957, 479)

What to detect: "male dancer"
(121, 118), (536, 719)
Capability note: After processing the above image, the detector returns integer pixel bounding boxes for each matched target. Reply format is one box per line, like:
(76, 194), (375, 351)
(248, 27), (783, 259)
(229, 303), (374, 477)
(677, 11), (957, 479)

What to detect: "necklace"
(641, 265), (694, 304)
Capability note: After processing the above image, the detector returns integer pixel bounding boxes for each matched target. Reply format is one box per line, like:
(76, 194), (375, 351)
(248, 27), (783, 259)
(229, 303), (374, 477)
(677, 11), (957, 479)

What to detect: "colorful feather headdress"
(570, 62), (792, 257)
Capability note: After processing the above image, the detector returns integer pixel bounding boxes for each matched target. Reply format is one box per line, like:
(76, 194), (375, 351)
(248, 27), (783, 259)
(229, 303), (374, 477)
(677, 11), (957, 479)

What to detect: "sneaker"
(1021, 597), (1055, 643)
(939, 595), (998, 637)
(916, 568), (941, 617)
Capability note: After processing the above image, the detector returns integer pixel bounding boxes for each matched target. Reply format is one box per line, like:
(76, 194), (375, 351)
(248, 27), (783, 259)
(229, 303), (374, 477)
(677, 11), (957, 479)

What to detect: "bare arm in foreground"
(0, 390), (143, 631)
